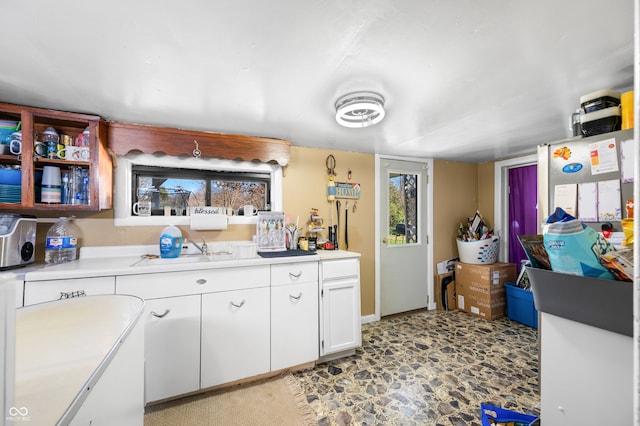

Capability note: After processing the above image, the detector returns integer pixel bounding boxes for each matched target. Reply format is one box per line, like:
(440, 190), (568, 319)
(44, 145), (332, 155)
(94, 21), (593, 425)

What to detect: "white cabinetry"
(201, 287), (270, 388)
(319, 257), (361, 357)
(24, 276), (115, 306)
(69, 313), (144, 425)
(25, 256), (327, 404)
(270, 261), (318, 371)
(141, 296), (201, 402)
(2, 273), (24, 307)
(540, 313), (632, 424)
(117, 265), (273, 397)
(116, 269), (231, 404)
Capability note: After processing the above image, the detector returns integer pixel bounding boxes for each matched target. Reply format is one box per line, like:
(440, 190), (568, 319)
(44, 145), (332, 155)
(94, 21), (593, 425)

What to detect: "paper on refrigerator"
(597, 180), (622, 221)
(553, 183), (577, 216)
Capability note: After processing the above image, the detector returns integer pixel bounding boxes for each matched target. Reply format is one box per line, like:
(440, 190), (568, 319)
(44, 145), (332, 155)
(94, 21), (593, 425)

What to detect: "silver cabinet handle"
(196, 278), (207, 285)
(230, 300), (246, 308)
(289, 293), (302, 300)
(59, 290), (86, 299)
(151, 309), (171, 318)
(289, 271), (302, 279)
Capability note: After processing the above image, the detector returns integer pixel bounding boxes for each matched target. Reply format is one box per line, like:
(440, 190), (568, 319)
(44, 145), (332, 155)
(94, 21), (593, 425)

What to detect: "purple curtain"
(508, 165), (538, 272)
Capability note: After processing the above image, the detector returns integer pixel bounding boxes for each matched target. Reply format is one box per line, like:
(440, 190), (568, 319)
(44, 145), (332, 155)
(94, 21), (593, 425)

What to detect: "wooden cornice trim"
(107, 122), (291, 166)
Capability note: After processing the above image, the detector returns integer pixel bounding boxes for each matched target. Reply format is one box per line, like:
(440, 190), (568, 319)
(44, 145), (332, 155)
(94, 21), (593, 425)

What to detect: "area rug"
(144, 373), (316, 426)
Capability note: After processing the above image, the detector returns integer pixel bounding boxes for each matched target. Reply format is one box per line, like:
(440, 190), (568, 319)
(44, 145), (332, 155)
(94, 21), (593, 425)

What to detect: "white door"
(201, 287), (270, 388)
(271, 281), (318, 370)
(379, 158), (430, 316)
(144, 295), (201, 403)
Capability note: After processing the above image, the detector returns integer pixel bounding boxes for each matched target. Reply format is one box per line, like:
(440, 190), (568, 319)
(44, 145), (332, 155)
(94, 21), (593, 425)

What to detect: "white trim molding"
(493, 154), (537, 263)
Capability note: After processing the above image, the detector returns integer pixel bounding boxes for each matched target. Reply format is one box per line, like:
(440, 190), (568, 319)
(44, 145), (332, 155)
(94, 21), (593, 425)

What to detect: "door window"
(388, 172), (419, 245)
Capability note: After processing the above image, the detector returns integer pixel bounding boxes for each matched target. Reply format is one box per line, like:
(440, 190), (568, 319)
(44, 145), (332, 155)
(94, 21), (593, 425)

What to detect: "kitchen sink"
(135, 254), (212, 266)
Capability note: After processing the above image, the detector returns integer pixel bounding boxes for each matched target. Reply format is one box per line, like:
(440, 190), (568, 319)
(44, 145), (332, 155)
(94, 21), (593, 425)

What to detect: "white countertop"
(12, 295), (144, 425)
(19, 246), (360, 282)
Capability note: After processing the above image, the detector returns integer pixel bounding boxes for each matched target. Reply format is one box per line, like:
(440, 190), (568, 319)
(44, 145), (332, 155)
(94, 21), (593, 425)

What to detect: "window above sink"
(113, 153), (283, 227)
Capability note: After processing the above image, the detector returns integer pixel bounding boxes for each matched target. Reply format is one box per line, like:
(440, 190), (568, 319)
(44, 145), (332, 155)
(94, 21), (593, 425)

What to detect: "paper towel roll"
(190, 214), (228, 230)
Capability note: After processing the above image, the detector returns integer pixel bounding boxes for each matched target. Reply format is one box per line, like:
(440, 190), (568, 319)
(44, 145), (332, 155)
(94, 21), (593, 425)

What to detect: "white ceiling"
(0, 0), (635, 163)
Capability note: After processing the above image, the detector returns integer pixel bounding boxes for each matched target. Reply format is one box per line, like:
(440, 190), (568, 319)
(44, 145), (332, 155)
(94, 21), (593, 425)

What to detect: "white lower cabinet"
(143, 295), (201, 403)
(24, 276), (115, 306)
(320, 257), (362, 356)
(201, 287), (271, 388)
(271, 281), (319, 370)
(100, 257), (353, 402)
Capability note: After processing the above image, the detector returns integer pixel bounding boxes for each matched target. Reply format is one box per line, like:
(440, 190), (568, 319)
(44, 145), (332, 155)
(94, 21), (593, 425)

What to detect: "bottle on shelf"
(42, 127), (60, 159)
(67, 166), (90, 205)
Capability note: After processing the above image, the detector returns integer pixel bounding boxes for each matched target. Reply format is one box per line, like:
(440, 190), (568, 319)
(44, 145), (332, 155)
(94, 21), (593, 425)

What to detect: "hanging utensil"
(335, 200), (341, 250)
(345, 201), (349, 249)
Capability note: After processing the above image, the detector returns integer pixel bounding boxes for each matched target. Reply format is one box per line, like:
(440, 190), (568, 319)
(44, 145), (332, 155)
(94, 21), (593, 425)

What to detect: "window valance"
(107, 122), (291, 166)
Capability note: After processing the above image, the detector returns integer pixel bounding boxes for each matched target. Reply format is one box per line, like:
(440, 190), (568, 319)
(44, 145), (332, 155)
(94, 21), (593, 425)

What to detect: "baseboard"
(361, 314), (377, 324)
(318, 348), (356, 363)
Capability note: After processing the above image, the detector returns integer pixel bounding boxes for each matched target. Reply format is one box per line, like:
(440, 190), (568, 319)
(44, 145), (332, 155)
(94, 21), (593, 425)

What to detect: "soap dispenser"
(159, 224), (183, 258)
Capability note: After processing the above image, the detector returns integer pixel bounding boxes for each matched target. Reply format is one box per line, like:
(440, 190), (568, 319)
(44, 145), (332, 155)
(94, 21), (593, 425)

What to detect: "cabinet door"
(23, 276), (115, 306)
(321, 278), (362, 356)
(271, 281), (318, 370)
(201, 287), (270, 388)
(144, 295), (201, 403)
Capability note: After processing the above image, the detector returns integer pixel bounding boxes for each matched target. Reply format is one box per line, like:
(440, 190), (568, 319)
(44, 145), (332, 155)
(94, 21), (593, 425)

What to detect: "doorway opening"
(494, 154), (538, 267)
(375, 155), (434, 321)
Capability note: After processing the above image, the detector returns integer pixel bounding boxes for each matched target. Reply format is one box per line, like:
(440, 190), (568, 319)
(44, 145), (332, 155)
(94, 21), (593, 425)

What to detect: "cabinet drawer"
(270, 261), (318, 286)
(116, 265), (270, 299)
(321, 258), (359, 280)
(24, 276), (115, 306)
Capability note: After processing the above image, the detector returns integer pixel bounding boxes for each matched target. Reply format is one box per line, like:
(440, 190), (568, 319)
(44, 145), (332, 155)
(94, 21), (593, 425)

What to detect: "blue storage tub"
(505, 282), (538, 329)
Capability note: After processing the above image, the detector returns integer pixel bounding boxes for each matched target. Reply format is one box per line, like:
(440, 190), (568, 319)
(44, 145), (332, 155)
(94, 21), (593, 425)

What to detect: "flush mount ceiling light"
(335, 91), (385, 128)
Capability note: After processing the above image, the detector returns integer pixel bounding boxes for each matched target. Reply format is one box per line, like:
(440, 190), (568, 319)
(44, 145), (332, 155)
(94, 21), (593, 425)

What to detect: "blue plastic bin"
(505, 282), (538, 329)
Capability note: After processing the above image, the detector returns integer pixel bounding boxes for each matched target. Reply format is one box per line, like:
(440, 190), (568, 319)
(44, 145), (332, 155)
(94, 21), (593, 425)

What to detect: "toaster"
(0, 214), (36, 269)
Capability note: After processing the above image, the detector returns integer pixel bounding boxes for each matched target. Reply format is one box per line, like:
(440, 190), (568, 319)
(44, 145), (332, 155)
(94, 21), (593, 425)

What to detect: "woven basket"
(456, 236), (500, 264)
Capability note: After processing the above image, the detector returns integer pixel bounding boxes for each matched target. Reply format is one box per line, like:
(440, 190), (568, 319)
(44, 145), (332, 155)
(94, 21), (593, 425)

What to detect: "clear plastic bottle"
(45, 217), (80, 264)
(82, 168), (90, 205)
(61, 172), (69, 204)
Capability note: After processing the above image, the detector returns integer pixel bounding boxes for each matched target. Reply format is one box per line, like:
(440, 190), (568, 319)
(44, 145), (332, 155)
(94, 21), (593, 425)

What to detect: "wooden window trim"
(107, 122), (291, 166)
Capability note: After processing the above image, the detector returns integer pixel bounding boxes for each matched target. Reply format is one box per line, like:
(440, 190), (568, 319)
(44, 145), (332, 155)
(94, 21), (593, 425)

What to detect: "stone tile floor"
(292, 309), (539, 425)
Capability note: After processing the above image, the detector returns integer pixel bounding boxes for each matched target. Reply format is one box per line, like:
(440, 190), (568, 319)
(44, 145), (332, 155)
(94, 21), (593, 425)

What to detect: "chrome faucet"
(188, 237), (209, 255)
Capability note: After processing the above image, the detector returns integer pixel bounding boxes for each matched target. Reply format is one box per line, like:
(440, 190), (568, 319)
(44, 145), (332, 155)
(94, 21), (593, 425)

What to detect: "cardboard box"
(435, 272), (456, 311)
(455, 261), (516, 320)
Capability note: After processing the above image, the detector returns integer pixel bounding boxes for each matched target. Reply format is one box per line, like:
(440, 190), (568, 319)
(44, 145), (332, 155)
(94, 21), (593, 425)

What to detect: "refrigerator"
(537, 128), (634, 238)
(532, 127), (634, 424)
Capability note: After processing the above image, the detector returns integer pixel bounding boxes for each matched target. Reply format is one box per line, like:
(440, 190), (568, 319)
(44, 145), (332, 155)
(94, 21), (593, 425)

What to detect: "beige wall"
(283, 147), (375, 315)
(431, 160), (496, 266)
(477, 162), (495, 226)
(32, 150), (495, 318)
(432, 160), (479, 265)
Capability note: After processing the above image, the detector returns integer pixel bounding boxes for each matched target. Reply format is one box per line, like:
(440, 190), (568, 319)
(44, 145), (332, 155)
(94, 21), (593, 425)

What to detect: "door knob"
(382, 237), (388, 244)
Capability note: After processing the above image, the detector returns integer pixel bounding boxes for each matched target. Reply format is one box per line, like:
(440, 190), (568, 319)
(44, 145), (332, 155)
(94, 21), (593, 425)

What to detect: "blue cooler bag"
(480, 404), (538, 426)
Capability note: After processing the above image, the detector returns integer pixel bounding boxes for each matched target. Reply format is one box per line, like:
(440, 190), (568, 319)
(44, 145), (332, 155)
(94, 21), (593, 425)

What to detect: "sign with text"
(335, 182), (361, 199)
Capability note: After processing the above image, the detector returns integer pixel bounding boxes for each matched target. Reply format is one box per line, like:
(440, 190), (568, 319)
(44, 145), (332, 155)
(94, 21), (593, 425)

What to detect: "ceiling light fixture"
(335, 91), (385, 128)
